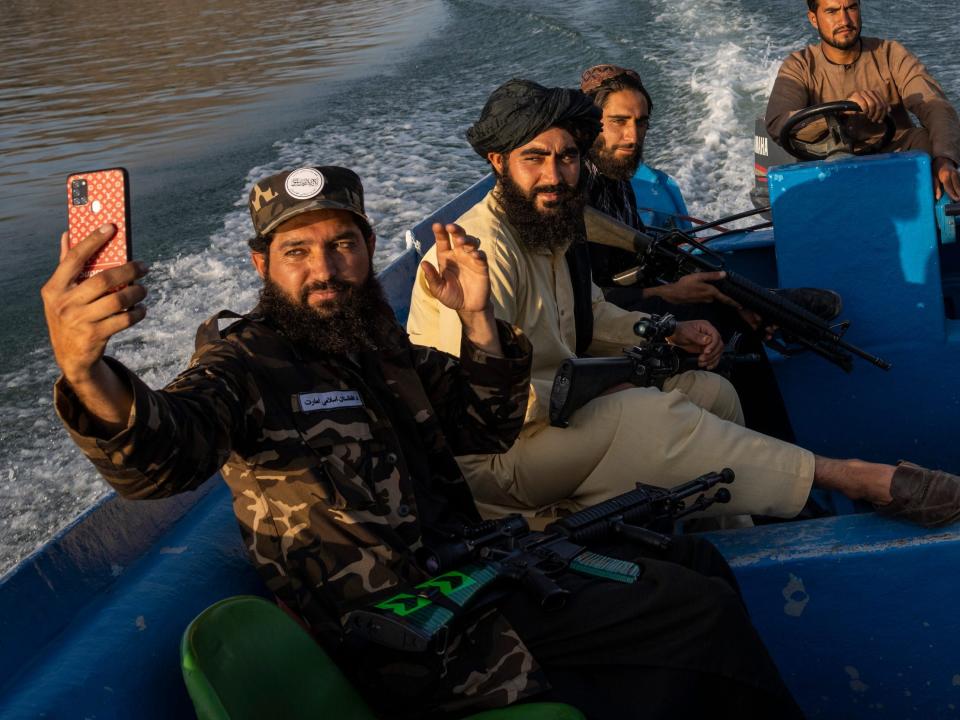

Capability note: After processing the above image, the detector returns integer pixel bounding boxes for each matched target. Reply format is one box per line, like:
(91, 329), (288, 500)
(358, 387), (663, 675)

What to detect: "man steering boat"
(766, 0), (960, 200)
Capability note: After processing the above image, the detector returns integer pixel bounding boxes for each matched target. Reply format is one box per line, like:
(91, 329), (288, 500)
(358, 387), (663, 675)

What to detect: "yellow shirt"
(407, 189), (647, 429)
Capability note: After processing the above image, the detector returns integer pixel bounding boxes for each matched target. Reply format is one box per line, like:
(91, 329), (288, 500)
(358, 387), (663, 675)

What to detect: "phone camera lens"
(70, 179), (88, 206)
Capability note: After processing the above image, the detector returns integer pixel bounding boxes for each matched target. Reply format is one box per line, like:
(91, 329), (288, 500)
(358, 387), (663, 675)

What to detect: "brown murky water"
(0, 0), (440, 226)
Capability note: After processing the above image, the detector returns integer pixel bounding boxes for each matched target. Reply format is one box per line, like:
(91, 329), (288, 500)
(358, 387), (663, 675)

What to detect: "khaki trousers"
(458, 370), (815, 522)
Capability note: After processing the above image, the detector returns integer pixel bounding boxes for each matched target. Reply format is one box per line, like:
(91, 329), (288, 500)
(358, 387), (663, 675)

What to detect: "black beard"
(495, 166), (587, 253)
(588, 135), (643, 181)
(820, 26), (861, 51)
(259, 270), (396, 355)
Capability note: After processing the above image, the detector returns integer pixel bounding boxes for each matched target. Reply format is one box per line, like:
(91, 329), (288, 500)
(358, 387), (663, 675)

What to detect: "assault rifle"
(344, 469), (734, 652)
(550, 313), (679, 428)
(584, 206), (891, 372)
(549, 313), (759, 428)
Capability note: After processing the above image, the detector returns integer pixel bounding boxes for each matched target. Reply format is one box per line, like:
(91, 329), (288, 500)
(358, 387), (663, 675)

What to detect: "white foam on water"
(257, 115), (482, 261)
(641, 0), (801, 223)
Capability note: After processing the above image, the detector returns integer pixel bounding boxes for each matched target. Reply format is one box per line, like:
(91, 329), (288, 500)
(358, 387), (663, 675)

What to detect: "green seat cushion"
(181, 595), (375, 720)
(181, 595), (584, 720)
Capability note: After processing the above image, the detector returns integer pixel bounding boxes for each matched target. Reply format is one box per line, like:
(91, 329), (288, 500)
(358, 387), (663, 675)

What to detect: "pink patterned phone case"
(67, 168), (131, 280)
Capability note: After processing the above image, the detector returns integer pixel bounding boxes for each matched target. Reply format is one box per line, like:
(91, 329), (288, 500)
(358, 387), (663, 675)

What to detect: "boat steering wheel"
(780, 100), (896, 161)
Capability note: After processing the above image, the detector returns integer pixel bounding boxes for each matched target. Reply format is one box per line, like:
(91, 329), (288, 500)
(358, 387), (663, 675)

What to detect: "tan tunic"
(766, 37), (960, 163)
(408, 191), (648, 428)
(407, 189), (814, 521)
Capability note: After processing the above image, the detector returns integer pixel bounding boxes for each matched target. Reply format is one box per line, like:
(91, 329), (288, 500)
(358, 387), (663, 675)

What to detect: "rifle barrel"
(582, 207), (891, 372)
(685, 207), (771, 234)
(716, 270), (891, 370)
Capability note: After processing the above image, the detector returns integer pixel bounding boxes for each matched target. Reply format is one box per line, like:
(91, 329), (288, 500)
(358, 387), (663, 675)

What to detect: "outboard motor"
(939, 201), (960, 317)
(750, 116), (797, 214)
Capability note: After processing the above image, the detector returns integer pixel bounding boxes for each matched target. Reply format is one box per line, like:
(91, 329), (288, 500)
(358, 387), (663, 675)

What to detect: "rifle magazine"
(570, 551), (642, 584)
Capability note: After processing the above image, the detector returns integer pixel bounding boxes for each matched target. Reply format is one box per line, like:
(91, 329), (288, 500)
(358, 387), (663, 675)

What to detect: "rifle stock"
(549, 356), (638, 428)
(584, 206), (891, 372)
(550, 314), (706, 428)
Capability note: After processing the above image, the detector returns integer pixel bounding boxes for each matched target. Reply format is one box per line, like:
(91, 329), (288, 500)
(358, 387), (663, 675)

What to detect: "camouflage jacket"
(54, 309), (545, 716)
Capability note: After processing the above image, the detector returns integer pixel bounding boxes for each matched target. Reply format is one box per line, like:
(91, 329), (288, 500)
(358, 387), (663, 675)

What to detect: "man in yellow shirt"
(766, 0), (960, 200)
(408, 78), (960, 528)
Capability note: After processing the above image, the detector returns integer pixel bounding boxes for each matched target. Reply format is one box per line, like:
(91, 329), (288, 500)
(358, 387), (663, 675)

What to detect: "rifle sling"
(565, 239), (595, 356)
(345, 563), (500, 652)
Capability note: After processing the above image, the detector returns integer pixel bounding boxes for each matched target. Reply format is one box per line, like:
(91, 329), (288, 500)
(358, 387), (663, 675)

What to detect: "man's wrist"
(61, 358), (135, 435)
(458, 306), (502, 356)
(63, 359), (110, 391)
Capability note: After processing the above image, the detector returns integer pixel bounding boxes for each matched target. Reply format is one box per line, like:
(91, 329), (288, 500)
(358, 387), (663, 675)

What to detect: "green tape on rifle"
(394, 601), (454, 640)
(374, 592), (432, 617)
(372, 563), (499, 636)
(570, 551), (641, 584)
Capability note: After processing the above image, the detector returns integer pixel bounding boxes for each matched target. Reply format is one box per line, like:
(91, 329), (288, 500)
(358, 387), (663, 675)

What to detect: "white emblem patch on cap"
(285, 167), (325, 200)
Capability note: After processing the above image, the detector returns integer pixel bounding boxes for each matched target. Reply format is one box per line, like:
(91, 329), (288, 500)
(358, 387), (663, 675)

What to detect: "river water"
(1, 0), (958, 572)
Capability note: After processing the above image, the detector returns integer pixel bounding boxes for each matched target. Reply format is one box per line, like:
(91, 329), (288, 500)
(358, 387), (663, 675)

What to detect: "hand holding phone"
(43, 225), (147, 431)
(42, 167), (145, 396)
(67, 168), (131, 280)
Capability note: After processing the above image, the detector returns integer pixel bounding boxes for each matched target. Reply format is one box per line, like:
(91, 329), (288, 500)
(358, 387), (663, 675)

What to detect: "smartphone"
(66, 167), (132, 280)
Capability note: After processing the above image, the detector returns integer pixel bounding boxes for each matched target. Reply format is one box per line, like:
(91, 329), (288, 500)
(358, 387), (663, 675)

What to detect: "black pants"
(603, 285), (796, 443)
(499, 536), (805, 719)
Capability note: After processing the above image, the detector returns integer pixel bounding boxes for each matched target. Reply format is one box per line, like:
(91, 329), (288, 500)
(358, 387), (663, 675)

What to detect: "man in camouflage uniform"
(43, 166), (803, 717)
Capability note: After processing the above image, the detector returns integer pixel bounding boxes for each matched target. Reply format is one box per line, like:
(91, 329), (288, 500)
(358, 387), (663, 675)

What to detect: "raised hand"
(421, 223), (491, 313)
(41, 224), (147, 431)
(421, 223), (502, 356)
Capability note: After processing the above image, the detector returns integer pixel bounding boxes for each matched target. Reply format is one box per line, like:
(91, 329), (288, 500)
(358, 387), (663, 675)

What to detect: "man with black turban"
(408, 78), (960, 532)
(465, 79), (603, 160)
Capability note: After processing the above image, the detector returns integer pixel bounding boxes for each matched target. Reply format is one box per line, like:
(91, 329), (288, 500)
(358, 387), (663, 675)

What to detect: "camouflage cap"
(248, 166), (373, 240)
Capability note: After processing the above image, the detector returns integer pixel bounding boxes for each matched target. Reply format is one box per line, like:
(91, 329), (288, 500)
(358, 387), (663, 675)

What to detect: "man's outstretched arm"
(44, 224), (254, 498)
(42, 224), (148, 435)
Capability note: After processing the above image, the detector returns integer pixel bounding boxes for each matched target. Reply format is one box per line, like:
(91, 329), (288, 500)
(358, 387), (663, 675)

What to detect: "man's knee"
(663, 370), (744, 424)
(888, 126), (932, 154)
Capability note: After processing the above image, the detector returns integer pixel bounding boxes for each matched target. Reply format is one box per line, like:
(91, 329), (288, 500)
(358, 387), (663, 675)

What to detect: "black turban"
(466, 79), (602, 158)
